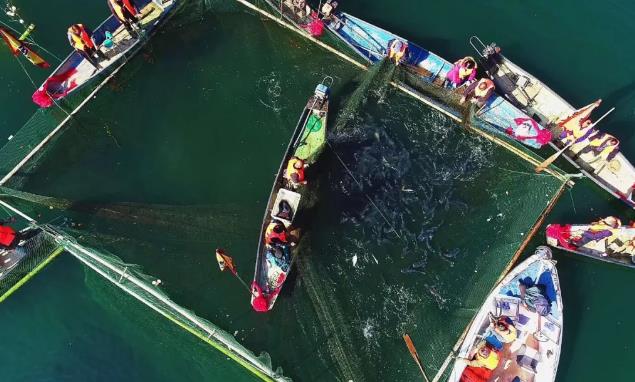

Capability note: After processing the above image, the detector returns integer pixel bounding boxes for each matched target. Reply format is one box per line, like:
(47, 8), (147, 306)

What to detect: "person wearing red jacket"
(107, 0), (141, 37)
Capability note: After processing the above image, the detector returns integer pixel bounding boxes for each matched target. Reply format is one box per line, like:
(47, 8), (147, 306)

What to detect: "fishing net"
(0, 223), (63, 301)
(29, 224), (289, 382)
(0, 7), (572, 382)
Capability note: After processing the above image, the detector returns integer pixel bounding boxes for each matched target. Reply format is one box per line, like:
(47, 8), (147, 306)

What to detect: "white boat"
(471, 36), (635, 208)
(449, 247), (563, 382)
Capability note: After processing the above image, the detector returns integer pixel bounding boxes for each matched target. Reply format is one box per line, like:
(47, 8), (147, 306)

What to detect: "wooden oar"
(535, 107), (616, 173)
(403, 334), (430, 382)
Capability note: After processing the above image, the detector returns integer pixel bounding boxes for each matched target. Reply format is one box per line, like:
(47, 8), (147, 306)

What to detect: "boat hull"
(449, 247), (563, 382)
(546, 223), (635, 269)
(477, 42), (635, 208)
(251, 84), (329, 312)
(33, 0), (178, 106)
(324, 12), (548, 149)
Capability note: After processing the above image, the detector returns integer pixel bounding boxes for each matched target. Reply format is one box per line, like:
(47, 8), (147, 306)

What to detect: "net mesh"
(39, 224), (289, 382)
(0, 4), (573, 381)
(0, 227), (63, 301)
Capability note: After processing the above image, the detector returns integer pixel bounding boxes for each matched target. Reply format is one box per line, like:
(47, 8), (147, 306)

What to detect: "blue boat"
(33, 0), (179, 108)
(324, 13), (550, 149)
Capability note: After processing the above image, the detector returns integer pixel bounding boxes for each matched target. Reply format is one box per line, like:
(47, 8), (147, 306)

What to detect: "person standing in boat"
(445, 56), (478, 88)
(286, 156), (308, 188)
(107, 0), (141, 37)
(67, 24), (107, 70)
(460, 78), (495, 107)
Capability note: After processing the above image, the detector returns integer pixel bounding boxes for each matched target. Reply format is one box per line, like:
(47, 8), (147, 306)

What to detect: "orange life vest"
(265, 222), (288, 244)
(286, 157), (305, 182)
(0, 225), (16, 247)
(68, 24), (95, 51)
(108, 0), (137, 22)
(474, 79), (494, 98)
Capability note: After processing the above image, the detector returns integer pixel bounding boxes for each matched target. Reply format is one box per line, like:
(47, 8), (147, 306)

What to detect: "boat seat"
(494, 296), (521, 319)
(516, 344), (540, 374)
(271, 188), (301, 227)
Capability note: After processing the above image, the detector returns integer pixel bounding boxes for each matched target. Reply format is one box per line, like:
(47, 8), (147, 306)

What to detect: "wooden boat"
(546, 218), (635, 268)
(32, 0), (179, 108)
(449, 247), (563, 382)
(471, 36), (635, 208)
(250, 79), (331, 312)
(321, 12), (551, 149)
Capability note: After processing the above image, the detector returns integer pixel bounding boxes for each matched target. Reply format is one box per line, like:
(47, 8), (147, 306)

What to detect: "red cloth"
(0, 225), (17, 247)
(306, 18), (324, 37)
(460, 366), (492, 382)
(506, 117), (553, 146)
(546, 224), (574, 250)
(251, 281), (270, 312)
(78, 26), (96, 50)
(32, 68), (78, 108)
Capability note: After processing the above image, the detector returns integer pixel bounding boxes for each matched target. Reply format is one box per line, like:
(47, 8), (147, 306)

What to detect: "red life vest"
(265, 222), (288, 244)
(286, 157), (305, 183)
(0, 225), (17, 247)
(122, 0), (138, 16)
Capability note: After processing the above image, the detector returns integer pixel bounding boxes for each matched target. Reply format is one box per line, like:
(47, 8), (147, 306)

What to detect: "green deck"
(293, 113), (326, 164)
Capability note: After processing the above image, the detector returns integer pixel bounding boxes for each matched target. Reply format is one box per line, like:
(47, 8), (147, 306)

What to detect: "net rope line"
(430, 179), (569, 382)
(234, 0), (569, 182)
(0, 55), (131, 186)
(0, 201), (285, 382)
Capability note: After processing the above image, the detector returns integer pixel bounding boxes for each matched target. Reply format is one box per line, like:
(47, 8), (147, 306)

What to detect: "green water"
(1, 1), (635, 381)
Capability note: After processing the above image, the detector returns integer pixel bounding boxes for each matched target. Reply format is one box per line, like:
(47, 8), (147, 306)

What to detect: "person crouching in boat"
(571, 216), (621, 248)
(607, 238), (635, 264)
(387, 39), (408, 66)
(460, 78), (495, 107)
(265, 219), (295, 247)
(67, 24), (107, 70)
(445, 56), (477, 89)
(575, 131), (620, 165)
(459, 339), (500, 381)
(107, 0), (141, 38)
(286, 156), (308, 188)
(490, 315), (518, 344)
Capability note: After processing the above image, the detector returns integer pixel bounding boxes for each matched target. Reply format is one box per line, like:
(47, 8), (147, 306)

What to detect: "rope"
(13, 53), (36, 87)
(326, 140), (403, 240)
(0, 19), (62, 62)
(233, 0), (571, 183)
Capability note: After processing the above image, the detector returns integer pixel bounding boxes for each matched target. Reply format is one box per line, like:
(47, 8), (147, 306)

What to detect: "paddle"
(535, 107), (615, 173)
(403, 334), (431, 382)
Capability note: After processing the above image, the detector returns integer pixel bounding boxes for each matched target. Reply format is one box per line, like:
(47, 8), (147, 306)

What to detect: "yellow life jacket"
(67, 25), (93, 51)
(459, 66), (474, 79)
(475, 348), (499, 370)
(109, 0), (127, 21)
(474, 79), (494, 98)
(286, 157), (305, 182)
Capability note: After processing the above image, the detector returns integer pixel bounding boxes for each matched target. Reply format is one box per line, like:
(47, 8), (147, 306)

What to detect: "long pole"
(403, 334), (431, 382)
(535, 107), (615, 173)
